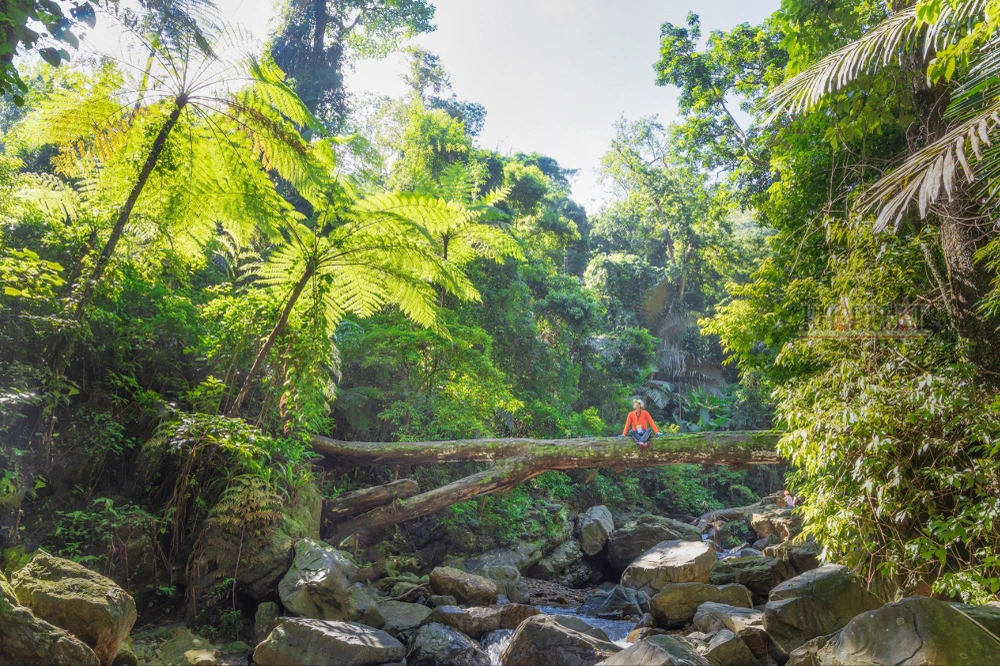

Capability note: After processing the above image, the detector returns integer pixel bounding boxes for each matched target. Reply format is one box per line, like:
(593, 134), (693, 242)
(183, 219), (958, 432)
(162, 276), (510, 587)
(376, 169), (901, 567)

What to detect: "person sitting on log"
(621, 398), (660, 449)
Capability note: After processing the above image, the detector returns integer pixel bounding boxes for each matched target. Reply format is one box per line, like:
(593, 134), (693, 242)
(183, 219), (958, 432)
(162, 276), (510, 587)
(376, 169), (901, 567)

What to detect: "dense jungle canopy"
(3, 0), (1000, 660)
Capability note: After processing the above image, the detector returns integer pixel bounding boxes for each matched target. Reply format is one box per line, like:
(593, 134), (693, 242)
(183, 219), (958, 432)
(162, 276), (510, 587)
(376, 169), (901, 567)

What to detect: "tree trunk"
(51, 96), (188, 378)
(322, 478), (419, 525)
(315, 431), (782, 542)
(226, 263), (315, 416)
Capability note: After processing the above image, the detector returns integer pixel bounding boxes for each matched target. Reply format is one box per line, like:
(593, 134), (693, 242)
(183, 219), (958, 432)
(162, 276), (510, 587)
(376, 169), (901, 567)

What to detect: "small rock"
(578, 506), (614, 556)
(12, 550), (136, 666)
(762, 541), (820, 581)
(693, 602), (769, 660)
(601, 635), (710, 666)
(405, 623), (490, 666)
(751, 535), (779, 551)
(254, 602), (280, 644)
(154, 628), (219, 666)
(429, 567), (498, 606)
(762, 564), (882, 656)
(705, 629), (759, 666)
(579, 584), (644, 619)
(622, 540), (717, 595)
(650, 582), (753, 628)
(625, 627), (666, 643)
(111, 640), (138, 666)
(427, 595), (457, 608)
(479, 565), (529, 604)
(527, 540), (584, 581)
(253, 618), (404, 666)
(500, 615), (620, 665)
(635, 612), (655, 629)
(379, 600), (432, 636)
(748, 506), (799, 541)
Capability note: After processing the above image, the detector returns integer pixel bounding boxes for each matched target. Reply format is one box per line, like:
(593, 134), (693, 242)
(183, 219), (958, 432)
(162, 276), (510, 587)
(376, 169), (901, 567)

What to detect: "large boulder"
(951, 601), (1000, 636)
(600, 635), (710, 666)
(692, 603), (769, 660)
(378, 600), (432, 636)
(607, 515), (701, 571)
(277, 539), (382, 626)
(578, 506), (614, 556)
(527, 539), (584, 581)
(762, 564), (882, 656)
(479, 564), (529, 603)
(253, 618), (404, 666)
(704, 629), (759, 666)
(405, 623), (490, 666)
(762, 541), (820, 581)
(429, 567), (498, 606)
(814, 597), (1000, 665)
(11, 550), (136, 665)
(501, 615), (621, 665)
(748, 505), (799, 541)
(423, 604), (539, 639)
(649, 583), (753, 628)
(622, 540), (716, 595)
(0, 571), (100, 666)
(709, 557), (784, 603)
(579, 584), (644, 619)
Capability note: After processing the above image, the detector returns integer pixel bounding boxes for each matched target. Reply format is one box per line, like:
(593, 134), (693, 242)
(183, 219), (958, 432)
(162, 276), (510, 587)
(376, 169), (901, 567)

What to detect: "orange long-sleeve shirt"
(622, 409), (660, 436)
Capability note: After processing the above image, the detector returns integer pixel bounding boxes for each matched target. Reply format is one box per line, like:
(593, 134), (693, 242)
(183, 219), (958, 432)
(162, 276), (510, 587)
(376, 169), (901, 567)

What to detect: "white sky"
(156, 0), (781, 209)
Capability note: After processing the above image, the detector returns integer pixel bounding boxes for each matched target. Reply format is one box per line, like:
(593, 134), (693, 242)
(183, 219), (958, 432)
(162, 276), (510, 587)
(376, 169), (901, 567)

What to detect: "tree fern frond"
(16, 173), (80, 221)
(765, 8), (921, 119)
(862, 101), (1000, 231)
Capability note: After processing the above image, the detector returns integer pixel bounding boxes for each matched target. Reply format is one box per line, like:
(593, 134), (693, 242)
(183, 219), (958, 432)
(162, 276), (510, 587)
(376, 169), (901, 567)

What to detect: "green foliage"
(0, 0), (95, 103)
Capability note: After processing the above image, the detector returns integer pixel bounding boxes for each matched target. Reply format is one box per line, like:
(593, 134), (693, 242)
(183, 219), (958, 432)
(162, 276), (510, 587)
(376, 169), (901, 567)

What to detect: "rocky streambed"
(4, 492), (1000, 665)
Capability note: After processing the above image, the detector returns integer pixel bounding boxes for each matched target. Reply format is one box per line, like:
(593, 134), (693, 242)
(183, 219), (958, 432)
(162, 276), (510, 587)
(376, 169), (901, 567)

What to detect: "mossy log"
(323, 478), (419, 524)
(315, 432), (782, 542)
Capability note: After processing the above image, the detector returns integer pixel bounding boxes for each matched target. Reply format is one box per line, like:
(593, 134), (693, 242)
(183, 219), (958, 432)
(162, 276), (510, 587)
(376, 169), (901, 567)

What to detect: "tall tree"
(269, 0), (434, 126)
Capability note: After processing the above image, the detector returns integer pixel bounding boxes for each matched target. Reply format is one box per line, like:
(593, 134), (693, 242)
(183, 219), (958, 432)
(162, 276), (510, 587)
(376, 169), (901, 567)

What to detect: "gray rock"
(429, 567), (498, 607)
(649, 583), (753, 628)
(254, 602), (280, 644)
(153, 628), (220, 666)
(12, 550), (136, 666)
(762, 541), (820, 581)
(814, 597), (1000, 665)
(480, 565), (529, 604)
(527, 540), (584, 581)
(600, 635), (710, 665)
(607, 515), (702, 571)
(748, 506), (799, 541)
(0, 571), (100, 666)
(253, 618), (404, 666)
(950, 601), (1000, 637)
(578, 506), (614, 556)
(692, 603), (769, 661)
(405, 623), (490, 666)
(704, 630), (759, 666)
(427, 595), (457, 608)
(378, 600), (432, 636)
(579, 584), (644, 619)
(762, 564), (882, 656)
(423, 603), (540, 639)
(622, 540), (717, 595)
(277, 538), (364, 621)
(501, 615), (621, 665)
(550, 615), (611, 641)
(709, 557), (784, 603)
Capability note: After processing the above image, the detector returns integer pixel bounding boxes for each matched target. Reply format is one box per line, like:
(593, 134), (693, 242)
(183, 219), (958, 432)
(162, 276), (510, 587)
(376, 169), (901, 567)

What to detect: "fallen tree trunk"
(320, 432), (782, 542)
(312, 431), (781, 468)
(323, 478), (419, 524)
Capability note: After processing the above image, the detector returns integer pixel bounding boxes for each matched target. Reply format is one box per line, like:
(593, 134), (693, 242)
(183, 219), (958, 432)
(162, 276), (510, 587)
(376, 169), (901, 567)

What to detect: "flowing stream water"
(482, 605), (637, 666)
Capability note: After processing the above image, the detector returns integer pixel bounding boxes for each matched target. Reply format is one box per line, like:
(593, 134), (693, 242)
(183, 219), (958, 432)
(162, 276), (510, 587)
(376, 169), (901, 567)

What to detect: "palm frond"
(16, 173), (80, 221)
(765, 0), (988, 119)
(861, 102), (1000, 231)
